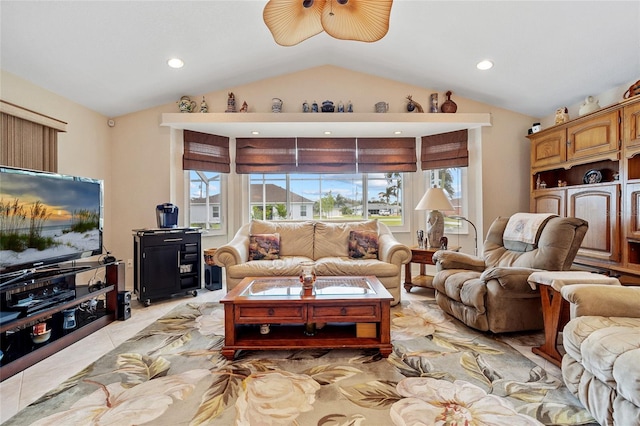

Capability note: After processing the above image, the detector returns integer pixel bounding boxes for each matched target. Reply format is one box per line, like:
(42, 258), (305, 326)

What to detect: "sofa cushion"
(227, 255), (314, 279)
(314, 220), (377, 259)
(248, 233), (280, 260)
(563, 316), (640, 407)
(315, 257), (398, 278)
(250, 220), (315, 259)
(348, 230), (379, 259)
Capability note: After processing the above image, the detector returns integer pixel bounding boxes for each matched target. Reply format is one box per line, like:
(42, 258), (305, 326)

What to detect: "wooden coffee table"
(220, 276), (393, 360)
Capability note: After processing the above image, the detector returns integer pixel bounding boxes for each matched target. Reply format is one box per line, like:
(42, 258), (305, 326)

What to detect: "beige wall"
(2, 66), (536, 289)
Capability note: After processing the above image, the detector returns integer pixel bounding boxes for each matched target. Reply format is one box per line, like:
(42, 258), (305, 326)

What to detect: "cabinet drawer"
(235, 304), (305, 323)
(310, 304), (380, 322)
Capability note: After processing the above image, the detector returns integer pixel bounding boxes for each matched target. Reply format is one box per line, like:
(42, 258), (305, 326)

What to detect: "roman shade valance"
(236, 138), (296, 173)
(297, 138), (357, 173)
(183, 130), (230, 173)
(421, 129), (468, 170)
(357, 137), (417, 173)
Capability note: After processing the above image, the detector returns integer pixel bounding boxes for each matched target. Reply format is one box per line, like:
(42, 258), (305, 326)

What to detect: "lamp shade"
(415, 187), (454, 212)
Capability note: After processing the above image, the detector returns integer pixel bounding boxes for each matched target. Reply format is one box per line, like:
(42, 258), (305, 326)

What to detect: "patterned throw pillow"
(348, 230), (379, 259)
(249, 233), (280, 260)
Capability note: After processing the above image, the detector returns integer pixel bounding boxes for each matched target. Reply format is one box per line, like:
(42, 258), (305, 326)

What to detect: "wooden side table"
(527, 271), (621, 367)
(404, 246), (460, 292)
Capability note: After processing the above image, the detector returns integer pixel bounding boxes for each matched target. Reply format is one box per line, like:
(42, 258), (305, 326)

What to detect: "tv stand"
(0, 260), (124, 381)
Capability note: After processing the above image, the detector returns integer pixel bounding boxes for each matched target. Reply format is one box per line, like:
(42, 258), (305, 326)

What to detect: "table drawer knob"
(341, 307), (347, 315)
(268, 308), (275, 316)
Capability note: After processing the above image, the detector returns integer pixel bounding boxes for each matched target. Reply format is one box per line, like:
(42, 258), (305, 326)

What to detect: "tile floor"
(0, 285), (562, 423)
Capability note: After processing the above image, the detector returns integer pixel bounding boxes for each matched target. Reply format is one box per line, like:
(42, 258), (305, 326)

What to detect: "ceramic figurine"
(579, 96), (600, 116)
(347, 100), (353, 113)
(440, 91), (457, 113)
(239, 101), (248, 113)
(302, 100), (310, 112)
(272, 98), (283, 113)
(199, 96), (208, 113)
(555, 107), (569, 124)
(430, 93), (438, 113)
(312, 101), (319, 113)
(338, 100), (344, 112)
(406, 95), (424, 113)
(225, 92), (236, 113)
(178, 96), (196, 113)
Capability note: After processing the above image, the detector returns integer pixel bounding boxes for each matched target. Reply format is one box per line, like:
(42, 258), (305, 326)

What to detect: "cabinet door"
(531, 189), (565, 216)
(142, 244), (179, 298)
(627, 182), (640, 240)
(624, 101), (640, 150)
(567, 111), (619, 161)
(567, 184), (620, 262)
(530, 128), (566, 168)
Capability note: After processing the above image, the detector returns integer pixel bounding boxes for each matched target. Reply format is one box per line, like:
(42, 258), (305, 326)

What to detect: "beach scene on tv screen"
(0, 171), (101, 269)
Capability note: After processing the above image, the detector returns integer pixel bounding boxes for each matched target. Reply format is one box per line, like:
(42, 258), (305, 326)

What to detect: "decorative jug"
(272, 98), (283, 113)
(375, 101), (389, 113)
(177, 96), (196, 113)
(579, 96), (600, 116)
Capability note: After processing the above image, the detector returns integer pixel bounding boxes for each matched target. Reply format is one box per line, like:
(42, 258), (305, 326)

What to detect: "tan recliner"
(432, 214), (588, 333)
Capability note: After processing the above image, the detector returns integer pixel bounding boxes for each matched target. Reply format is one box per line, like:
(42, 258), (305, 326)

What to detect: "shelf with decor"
(160, 112), (492, 138)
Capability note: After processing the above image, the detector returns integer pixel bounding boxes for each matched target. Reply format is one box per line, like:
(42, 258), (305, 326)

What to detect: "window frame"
(426, 167), (469, 235)
(186, 170), (226, 235)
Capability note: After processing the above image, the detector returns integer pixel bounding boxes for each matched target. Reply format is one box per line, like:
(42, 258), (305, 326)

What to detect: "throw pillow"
(348, 230), (379, 259)
(249, 233), (280, 260)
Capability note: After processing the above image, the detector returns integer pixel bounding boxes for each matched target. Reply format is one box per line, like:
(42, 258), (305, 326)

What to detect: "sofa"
(561, 284), (640, 426)
(432, 214), (588, 333)
(213, 219), (411, 305)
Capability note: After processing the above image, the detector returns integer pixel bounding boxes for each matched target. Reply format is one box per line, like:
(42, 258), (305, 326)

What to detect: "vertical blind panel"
(297, 138), (357, 173)
(421, 129), (468, 170)
(357, 137), (417, 172)
(0, 113), (57, 172)
(236, 138), (296, 173)
(183, 130), (230, 173)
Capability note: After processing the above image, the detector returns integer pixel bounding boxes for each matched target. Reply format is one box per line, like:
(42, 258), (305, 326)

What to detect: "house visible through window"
(249, 172), (404, 226)
(189, 171), (223, 230)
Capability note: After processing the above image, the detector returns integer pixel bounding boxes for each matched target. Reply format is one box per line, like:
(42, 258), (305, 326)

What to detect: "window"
(427, 167), (467, 233)
(249, 172), (405, 226)
(189, 171), (223, 230)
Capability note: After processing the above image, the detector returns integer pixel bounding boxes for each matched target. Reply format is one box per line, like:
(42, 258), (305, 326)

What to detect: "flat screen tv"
(0, 166), (103, 279)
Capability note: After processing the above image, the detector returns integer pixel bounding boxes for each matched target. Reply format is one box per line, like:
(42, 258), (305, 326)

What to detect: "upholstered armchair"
(431, 214), (588, 333)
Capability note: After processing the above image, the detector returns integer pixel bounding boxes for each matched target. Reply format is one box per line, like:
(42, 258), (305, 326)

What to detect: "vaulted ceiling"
(1, 1), (638, 119)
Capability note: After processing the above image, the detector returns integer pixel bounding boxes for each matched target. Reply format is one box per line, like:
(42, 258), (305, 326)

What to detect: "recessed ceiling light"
(394, 131), (402, 135)
(324, 131), (332, 135)
(167, 58), (184, 69)
(251, 131), (260, 135)
(476, 60), (493, 70)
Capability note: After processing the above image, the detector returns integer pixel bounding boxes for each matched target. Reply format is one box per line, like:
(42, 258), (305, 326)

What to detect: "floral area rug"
(4, 300), (596, 426)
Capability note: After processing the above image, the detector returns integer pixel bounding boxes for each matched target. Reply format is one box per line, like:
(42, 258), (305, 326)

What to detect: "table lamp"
(415, 186), (454, 248)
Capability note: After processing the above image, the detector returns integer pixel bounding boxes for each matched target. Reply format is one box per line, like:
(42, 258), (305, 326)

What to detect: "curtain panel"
(0, 109), (62, 172)
(421, 129), (468, 170)
(183, 130), (230, 173)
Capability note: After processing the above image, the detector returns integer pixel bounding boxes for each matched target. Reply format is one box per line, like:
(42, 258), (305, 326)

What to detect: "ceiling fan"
(263, 0), (394, 46)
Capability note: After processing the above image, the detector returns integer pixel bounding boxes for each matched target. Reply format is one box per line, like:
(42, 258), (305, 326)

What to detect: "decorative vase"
(272, 98), (283, 113)
(429, 93), (438, 113)
(579, 96), (600, 116)
(199, 97), (208, 113)
(441, 91), (457, 113)
(177, 96), (196, 113)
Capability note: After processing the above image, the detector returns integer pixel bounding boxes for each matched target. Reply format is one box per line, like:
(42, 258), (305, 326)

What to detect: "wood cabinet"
(529, 97), (639, 283)
(566, 110), (619, 161)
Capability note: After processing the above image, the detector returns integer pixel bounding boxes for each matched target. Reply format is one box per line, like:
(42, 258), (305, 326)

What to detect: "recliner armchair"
(432, 214), (588, 333)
